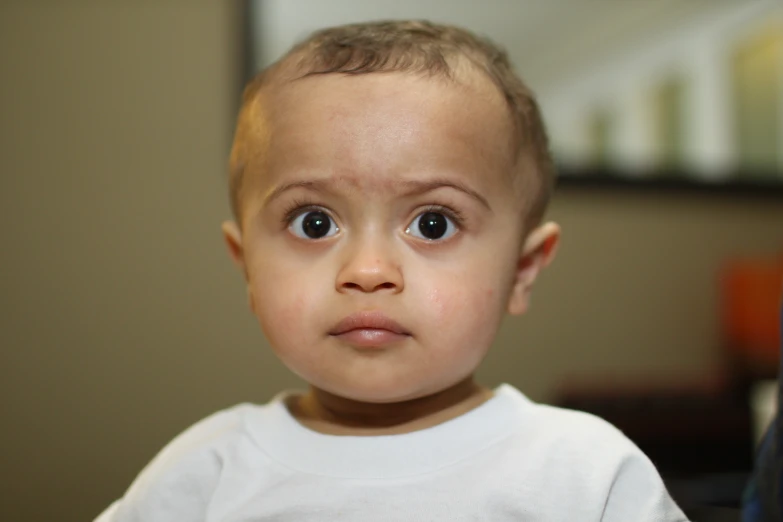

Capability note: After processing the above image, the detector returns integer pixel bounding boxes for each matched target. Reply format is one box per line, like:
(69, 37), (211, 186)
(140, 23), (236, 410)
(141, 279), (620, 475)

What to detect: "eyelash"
(280, 199), (466, 230)
(281, 197), (324, 227)
(419, 204), (465, 228)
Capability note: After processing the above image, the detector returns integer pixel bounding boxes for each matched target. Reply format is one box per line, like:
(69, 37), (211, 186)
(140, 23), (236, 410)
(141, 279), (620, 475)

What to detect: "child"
(96, 20), (688, 521)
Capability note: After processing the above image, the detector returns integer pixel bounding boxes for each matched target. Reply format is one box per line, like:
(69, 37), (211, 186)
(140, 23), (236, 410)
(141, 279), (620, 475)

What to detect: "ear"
(222, 220), (257, 313)
(506, 221), (560, 316)
(221, 220), (247, 279)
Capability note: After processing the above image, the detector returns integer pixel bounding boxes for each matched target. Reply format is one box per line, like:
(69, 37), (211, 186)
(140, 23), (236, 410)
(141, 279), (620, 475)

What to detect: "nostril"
(339, 281), (397, 293)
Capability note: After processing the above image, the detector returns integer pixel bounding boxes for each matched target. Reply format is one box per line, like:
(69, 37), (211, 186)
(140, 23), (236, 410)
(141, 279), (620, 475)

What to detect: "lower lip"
(332, 329), (409, 347)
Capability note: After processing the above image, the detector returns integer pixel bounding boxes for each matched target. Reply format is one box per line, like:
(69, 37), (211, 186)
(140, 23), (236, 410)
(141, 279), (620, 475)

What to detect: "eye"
(406, 210), (458, 241)
(289, 210), (339, 239)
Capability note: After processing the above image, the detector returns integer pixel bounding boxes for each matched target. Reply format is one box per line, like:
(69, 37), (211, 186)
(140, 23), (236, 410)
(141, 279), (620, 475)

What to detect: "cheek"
(421, 277), (501, 337)
(265, 289), (306, 328)
(413, 245), (517, 350)
(250, 264), (320, 346)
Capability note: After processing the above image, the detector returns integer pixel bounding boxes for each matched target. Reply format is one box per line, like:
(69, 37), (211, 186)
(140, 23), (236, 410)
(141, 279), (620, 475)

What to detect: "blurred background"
(1, 2), (782, 521)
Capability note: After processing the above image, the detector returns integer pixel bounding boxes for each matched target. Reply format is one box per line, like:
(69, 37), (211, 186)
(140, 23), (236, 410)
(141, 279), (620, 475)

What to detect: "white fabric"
(95, 384), (688, 521)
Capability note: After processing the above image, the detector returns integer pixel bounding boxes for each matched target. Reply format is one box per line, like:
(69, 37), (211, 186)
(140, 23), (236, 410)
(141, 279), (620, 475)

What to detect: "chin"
(330, 384), (419, 404)
(318, 375), (454, 404)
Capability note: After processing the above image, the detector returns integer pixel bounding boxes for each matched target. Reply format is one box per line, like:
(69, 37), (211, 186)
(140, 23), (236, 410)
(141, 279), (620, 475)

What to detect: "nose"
(336, 235), (404, 294)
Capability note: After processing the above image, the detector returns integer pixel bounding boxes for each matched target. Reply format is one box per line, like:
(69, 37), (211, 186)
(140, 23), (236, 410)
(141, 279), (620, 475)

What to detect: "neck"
(289, 377), (494, 436)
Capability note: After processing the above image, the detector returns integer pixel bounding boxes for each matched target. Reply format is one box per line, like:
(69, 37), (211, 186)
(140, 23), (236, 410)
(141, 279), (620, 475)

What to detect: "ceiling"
(252, 0), (739, 91)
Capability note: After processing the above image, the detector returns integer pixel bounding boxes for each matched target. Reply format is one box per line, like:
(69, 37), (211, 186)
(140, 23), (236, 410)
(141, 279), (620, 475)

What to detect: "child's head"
(223, 20), (559, 404)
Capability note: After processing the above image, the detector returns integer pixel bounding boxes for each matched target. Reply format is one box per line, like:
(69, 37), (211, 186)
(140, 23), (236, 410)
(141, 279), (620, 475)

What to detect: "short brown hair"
(230, 20), (555, 228)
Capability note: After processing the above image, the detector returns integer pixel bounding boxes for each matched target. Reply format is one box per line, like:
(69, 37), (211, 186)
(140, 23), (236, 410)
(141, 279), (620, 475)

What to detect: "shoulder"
(528, 401), (639, 454)
(129, 402), (260, 481)
(99, 403), (263, 522)
(498, 391), (687, 520)
(495, 386), (660, 483)
(498, 385), (638, 457)
(142, 403), (257, 465)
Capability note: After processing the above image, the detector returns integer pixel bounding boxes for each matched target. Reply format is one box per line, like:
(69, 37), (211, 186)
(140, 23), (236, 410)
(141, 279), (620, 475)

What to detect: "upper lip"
(329, 311), (410, 335)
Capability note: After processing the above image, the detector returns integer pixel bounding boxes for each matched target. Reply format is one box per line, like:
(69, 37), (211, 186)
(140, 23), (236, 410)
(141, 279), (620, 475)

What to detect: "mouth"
(329, 311), (411, 347)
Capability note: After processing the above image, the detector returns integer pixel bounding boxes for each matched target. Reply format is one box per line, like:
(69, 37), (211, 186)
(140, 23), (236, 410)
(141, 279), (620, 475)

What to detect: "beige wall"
(1, 4), (782, 522)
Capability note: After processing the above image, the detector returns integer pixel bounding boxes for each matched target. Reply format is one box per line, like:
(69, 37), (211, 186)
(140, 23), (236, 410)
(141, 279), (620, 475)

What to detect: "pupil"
(303, 211), (330, 238)
(419, 212), (447, 239)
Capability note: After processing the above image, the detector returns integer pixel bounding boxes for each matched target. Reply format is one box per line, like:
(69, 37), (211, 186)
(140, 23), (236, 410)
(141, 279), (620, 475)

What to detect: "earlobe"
(221, 220), (246, 277)
(506, 222), (561, 316)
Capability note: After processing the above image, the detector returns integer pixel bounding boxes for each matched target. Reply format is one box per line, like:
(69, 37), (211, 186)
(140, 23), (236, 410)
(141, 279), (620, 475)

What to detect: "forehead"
(242, 71), (517, 199)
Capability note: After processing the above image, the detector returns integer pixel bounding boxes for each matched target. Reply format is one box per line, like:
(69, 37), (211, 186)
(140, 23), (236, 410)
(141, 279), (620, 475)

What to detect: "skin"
(222, 69), (560, 436)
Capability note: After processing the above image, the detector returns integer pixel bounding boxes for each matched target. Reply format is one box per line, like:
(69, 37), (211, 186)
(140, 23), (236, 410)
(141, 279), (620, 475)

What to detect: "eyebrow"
(263, 177), (492, 211)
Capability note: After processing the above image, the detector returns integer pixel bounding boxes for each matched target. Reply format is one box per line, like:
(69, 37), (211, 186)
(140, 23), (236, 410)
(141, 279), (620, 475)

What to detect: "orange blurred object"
(721, 254), (783, 369)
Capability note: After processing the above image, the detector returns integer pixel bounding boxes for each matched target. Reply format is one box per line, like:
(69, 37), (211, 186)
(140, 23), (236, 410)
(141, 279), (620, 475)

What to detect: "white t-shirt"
(95, 384), (689, 521)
